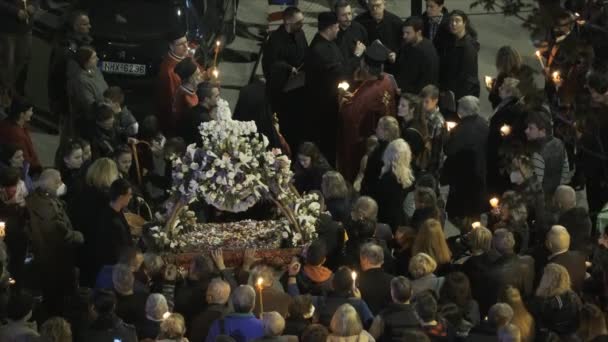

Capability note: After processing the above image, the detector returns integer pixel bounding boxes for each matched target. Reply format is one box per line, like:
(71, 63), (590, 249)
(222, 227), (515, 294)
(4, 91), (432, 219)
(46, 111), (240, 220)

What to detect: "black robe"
(304, 33), (346, 165)
(438, 33), (480, 100)
(178, 103), (211, 145)
(354, 10), (403, 54)
(335, 21), (369, 80)
(395, 37), (439, 94)
(92, 205), (133, 278)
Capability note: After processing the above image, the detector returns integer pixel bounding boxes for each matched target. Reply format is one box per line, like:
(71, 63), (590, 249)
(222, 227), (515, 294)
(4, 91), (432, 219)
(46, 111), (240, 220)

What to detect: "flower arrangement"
(155, 117), (320, 251)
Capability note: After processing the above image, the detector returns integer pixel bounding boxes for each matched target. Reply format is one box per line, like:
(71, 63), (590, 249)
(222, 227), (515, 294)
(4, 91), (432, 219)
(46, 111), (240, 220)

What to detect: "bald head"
(206, 278), (231, 305)
(37, 169), (62, 194)
(554, 185), (576, 212)
(546, 225), (570, 254)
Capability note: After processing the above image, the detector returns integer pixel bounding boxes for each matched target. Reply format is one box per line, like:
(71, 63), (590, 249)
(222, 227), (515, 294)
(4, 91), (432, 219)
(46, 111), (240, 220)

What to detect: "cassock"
(335, 21), (369, 79)
(157, 52), (183, 135)
(261, 24), (308, 150)
(395, 37), (439, 94)
(178, 104), (211, 145)
(172, 85), (199, 129)
(354, 10), (403, 55)
(304, 33), (346, 165)
(337, 74), (397, 182)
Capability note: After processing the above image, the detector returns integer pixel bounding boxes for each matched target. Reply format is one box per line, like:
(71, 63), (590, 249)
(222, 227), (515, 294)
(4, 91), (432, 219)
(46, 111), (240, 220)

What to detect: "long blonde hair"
(501, 286), (535, 342)
(85, 157), (119, 190)
(330, 304), (363, 337)
(536, 263), (572, 297)
(380, 138), (414, 188)
(412, 219), (452, 265)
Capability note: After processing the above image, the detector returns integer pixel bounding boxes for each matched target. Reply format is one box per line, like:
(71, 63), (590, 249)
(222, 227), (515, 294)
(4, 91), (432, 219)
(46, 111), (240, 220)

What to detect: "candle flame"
(216, 40), (221, 47)
(446, 121), (457, 131)
(338, 81), (350, 91)
(490, 197), (500, 208)
(212, 69), (219, 79)
(500, 124), (512, 136)
(257, 277), (263, 287)
(535, 50), (541, 57)
(162, 312), (171, 320)
(472, 221), (481, 229)
(351, 271), (357, 281)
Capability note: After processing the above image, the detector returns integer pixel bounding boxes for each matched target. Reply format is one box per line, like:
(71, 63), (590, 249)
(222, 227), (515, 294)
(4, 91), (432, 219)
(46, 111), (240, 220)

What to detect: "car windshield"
(89, 0), (191, 40)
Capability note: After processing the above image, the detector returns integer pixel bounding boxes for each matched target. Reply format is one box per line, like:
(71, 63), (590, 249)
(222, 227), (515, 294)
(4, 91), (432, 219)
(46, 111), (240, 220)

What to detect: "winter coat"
(529, 290), (582, 338)
(439, 33), (480, 100)
(67, 67), (109, 120)
(81, 314), (137, 342)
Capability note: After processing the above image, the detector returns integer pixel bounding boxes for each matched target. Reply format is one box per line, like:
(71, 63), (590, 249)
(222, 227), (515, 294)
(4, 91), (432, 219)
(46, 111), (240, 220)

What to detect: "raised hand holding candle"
(446, 121), (457, 132)
(257, 277), (264, 314)
(338, 81), (350, 91)
(535, 50), (545, 69)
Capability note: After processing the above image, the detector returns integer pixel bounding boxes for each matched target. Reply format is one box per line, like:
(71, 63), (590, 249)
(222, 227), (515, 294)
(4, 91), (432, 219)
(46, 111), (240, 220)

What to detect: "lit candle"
(0, 221), (4, 239)
(213, 40), (221, 68)
(446, 121), (457, 132)
(472, 221), (481, 229)
(212, 68), (219, 80)
(351, 271), (357, 290)
(484, 76), (494, 89)
(162, 312), (171, 320)
(257, 277), (264, 314)
(552, 71), (561, 84)
(500, 124), (512, 136)
(490, 197), (500, 208)
(338, 81), (350, 91)
(8, 278), (15, 285)
(535, 50), (545, 69)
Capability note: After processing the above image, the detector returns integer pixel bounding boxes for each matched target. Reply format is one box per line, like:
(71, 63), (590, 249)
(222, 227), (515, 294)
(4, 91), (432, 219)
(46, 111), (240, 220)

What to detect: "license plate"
(101, 61), (146, 76)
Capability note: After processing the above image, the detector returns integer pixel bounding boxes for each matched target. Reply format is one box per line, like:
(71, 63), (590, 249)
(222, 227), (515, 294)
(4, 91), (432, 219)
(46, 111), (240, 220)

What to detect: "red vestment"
(337, 74), (397, 182)
(0, 120), (41, 171)
(157, 52), (183, 135)
(172, 85), (198, 126)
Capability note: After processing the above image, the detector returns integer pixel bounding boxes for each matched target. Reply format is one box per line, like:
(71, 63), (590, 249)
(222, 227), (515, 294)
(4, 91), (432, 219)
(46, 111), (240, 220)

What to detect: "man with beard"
(179, 82), (219, 145)
(334, 0), (368, 80)
(395, 16), (439, 94)
(262, 6), (307, 150)
(355, 0), (403, 71)
(304, 12), (346, 166)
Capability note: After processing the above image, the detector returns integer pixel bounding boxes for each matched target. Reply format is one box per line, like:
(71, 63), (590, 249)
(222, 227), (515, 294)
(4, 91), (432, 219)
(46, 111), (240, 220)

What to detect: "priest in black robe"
(304, 12), (347, 166)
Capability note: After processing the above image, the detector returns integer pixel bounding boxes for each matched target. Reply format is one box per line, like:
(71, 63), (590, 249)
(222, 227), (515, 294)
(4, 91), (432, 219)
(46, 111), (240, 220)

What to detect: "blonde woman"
(530, 263), (582, 339)
(158, 313), (188, 342)
(327, 303), (375, 342)
(75, 157), (120, 286)
(371, 138), (414, 230)
(578, 303), (608, 342)
(500, 286), (535, 342)
(412, 219), (452, 274)
(409, 252), (445, 298)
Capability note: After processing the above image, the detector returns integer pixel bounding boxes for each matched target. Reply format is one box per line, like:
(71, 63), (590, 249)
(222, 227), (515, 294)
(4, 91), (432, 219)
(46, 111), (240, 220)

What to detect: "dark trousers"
(0, 32), (32, 91)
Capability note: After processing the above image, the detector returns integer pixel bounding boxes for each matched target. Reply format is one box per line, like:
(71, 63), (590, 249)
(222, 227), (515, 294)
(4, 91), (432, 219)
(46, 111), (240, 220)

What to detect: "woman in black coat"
(293, 142), (332, 194)
(487, 46), (538, 109)
(438, 10), (480, 101)
(370, 139), (415, 231)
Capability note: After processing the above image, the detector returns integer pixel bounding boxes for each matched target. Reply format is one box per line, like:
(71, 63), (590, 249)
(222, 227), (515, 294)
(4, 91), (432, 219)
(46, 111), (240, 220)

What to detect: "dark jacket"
(486, 96), (527, 196)
(136, 317), (161, 341)
(486, 253), (535, 314)
(354, 10), (403, 54)
(466, 320), (498, 342)
(326, 197), (352, 224)
(262, 24), (308, 95)
(361, 139), (389, 197)
(359, 268), (394, 315)
(420, 318), (456, 342)
(284, 318), (310, 338)
(422, 7), (451, 51)
(461, 253), (498, 316)
(547, 251), (587, 294)
(487, 66), (538, 109)
(178, 104), (211, 145)
(442, 114), (488, 218)
(205, 313), (264, 342)
(439, 33), (480, 100)
(396, 38), (439, 94)
(188, 303), (231, 342)
(254, 287), (291, 318)
(372, 172), (412, 231)
(93, 205), (133, 276)
(515, 176), (547, 245)
(558, 207), (592, 254)
(26, 189), (83, 279)
(293, 160), (332, 194)
(81, 314), (138, 342)
(336, 21), (369, 79)
(89, 125), (121, 160)
(529, 290), (582, 338)
(376, 303), (420, 342)
(0, 0), (37, 34)
(532, 136), (569, 200)
(115, 292), (148, 326)
(316, 213), (346, 270)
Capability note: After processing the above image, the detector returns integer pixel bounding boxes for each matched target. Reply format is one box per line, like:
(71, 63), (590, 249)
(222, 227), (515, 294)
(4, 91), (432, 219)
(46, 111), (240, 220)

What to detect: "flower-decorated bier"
(148, 114), (321, 263)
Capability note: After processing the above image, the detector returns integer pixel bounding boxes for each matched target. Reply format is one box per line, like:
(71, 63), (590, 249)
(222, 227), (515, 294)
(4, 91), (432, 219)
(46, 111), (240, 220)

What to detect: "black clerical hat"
(364, 40), (389, 64)
(318, 11), (338, 31)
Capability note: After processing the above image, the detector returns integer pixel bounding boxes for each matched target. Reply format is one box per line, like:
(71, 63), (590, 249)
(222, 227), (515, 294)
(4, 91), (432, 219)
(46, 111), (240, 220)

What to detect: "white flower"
(190, 162), (199, 170)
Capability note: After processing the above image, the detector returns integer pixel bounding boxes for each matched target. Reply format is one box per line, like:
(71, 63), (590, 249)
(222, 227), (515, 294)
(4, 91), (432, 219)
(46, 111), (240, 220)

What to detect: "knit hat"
(146, 293), (169, 321)
(174, 58), (198, 81)
(318, 12), (338, 31)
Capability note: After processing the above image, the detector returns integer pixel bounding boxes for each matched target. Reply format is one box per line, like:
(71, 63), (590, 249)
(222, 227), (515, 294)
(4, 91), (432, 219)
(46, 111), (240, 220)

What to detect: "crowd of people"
(1, 0), (608, 341)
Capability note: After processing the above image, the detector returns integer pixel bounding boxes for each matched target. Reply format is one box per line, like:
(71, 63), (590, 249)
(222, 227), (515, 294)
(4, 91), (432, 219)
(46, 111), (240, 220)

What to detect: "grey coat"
(67, 67), (109, 119)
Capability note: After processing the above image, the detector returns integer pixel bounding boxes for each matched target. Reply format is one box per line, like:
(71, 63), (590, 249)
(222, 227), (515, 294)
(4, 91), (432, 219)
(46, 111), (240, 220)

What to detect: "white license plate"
(101, 61), (146, 76)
